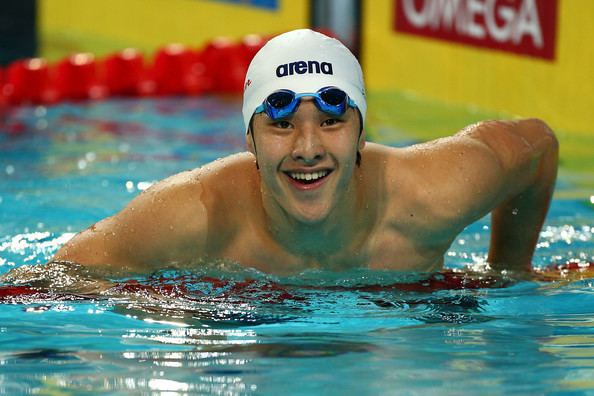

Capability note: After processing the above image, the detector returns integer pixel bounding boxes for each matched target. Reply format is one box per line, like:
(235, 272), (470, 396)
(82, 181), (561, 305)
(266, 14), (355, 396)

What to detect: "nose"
(291, 125), (325, 165)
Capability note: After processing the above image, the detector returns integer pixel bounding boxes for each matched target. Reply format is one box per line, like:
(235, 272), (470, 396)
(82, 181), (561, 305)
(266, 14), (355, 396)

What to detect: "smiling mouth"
(285, 170), (332, 185)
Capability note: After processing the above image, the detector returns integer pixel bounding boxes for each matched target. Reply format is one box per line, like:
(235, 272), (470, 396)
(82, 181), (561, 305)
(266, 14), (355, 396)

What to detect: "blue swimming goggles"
(254, 86), (357, 120)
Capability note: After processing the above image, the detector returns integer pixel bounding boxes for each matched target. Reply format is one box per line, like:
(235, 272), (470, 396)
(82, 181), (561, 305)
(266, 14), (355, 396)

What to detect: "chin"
(290, 202), (333, 225)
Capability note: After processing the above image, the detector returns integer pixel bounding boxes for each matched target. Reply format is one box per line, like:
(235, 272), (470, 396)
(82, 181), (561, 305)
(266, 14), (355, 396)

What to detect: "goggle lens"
(268, 91), (294, 109)
(319, 88), (347, 106)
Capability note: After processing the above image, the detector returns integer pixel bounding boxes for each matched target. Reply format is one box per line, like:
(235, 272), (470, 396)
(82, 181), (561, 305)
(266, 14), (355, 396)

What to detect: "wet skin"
(52, 101), (558, 275)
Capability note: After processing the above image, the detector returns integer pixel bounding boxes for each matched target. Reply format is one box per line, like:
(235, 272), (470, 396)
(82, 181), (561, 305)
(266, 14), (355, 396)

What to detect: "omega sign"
(394, 0), (558, 60)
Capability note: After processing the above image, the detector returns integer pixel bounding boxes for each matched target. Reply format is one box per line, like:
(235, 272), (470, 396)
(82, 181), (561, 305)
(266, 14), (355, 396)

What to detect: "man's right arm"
(52, 170), (208, 273)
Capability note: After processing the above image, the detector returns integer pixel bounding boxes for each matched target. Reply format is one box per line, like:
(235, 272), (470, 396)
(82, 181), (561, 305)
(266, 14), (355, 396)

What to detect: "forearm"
(488, 121), (558, 272)
(488, 179), (555, 272)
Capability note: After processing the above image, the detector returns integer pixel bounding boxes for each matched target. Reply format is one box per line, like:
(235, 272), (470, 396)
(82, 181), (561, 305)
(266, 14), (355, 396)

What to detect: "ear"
(358, 128), (366, 151)
(246, 129), (256, 154)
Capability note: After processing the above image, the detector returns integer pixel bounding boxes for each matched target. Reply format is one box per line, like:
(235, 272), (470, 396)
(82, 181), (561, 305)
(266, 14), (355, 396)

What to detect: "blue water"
(1, 98), (594, 395)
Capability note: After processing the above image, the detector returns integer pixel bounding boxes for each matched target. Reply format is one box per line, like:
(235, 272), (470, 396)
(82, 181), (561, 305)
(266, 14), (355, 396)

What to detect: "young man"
(52, 29), (558, 275)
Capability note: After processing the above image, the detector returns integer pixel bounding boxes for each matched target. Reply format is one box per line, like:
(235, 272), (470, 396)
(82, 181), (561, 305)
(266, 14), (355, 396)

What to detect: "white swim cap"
(242, 29), (366, 132)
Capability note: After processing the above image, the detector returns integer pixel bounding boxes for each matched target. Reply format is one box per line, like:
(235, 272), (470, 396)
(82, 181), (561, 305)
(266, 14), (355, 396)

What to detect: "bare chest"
(215, 224), (447, 274)
(365, 228), (446, 271)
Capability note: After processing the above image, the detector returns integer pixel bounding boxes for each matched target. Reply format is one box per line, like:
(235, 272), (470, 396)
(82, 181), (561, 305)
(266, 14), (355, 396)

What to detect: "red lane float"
(2, 261), (592, 304)
(3, 58), (57, 105)
(103, 48), (147, 96)
(0, 66), (6, 108)
(153, 43), (198, 95)
(55, 53), (107, 101)
(201, 37), (247, 93)
(1, 33), (270, 108)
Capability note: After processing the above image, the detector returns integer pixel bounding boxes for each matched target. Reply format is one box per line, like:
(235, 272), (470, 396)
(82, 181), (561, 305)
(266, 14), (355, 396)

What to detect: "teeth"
(289, 170), (329, 181)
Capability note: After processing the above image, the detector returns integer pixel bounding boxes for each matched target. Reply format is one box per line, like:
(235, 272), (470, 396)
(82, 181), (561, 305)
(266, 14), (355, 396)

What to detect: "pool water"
(1, 97), (594, 395)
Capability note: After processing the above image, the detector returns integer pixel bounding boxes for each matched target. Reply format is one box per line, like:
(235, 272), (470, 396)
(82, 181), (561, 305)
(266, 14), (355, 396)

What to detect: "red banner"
(394, 0), (558, 60)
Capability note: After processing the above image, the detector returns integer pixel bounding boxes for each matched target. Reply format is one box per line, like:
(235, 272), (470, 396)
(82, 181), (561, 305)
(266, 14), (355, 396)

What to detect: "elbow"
(534, 119), (558, 171)
(476, 118), (559, 179)
(522, 119), (558, 186)
(523, 118), (559, 154)
(545, 123), (559, 157)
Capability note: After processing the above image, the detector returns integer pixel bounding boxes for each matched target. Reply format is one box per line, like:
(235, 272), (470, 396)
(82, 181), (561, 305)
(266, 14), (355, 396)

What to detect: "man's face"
(248, 99), (365, 224)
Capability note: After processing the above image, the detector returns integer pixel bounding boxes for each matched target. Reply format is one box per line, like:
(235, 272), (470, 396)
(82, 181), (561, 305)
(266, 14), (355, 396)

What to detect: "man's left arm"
(470, 119), (559, 273)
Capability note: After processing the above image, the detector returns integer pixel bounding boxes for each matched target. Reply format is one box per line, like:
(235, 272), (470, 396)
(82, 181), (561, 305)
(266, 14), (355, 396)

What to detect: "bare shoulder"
(198, 152), (258, 192)
(359, 141), (400, 173)
(197, 151), (259, 214)
(375, 119), (557, 234)
(53, 152), (258, 271)
(124, 151), (259, 255)
(149, 151), (257, 211)
(146, 152), (251, 194)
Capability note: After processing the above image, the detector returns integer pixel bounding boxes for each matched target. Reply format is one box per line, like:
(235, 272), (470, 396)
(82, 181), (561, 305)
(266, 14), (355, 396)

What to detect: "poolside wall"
(362, 0), (594, 134)
(38, 0), (309, 60)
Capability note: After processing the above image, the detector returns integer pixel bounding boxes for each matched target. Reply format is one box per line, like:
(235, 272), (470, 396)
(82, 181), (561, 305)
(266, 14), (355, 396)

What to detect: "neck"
(262, 170), (369, 260)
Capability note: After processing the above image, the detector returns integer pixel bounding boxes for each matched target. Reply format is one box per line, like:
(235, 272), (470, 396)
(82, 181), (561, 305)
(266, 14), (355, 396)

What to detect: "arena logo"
(394, 0), (558, 60)
(276, 61), (333, 78)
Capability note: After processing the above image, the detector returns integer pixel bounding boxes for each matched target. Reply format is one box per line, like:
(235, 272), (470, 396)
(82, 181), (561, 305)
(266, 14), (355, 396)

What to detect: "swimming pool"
(1, 97), (594, 394)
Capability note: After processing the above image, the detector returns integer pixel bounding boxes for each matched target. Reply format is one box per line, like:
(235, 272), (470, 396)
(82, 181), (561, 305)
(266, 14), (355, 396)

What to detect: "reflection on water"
(540, 316), (594, 391)
(2, 260), (594, 393)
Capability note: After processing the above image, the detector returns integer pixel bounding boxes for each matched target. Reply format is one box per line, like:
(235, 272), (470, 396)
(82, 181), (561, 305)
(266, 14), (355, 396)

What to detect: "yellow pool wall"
(361, 0), (594, 135)
(38, 0), (309, 60)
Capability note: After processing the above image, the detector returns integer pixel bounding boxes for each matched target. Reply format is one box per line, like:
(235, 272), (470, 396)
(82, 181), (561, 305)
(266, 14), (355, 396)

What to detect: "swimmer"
(51, 29), (558, 275)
